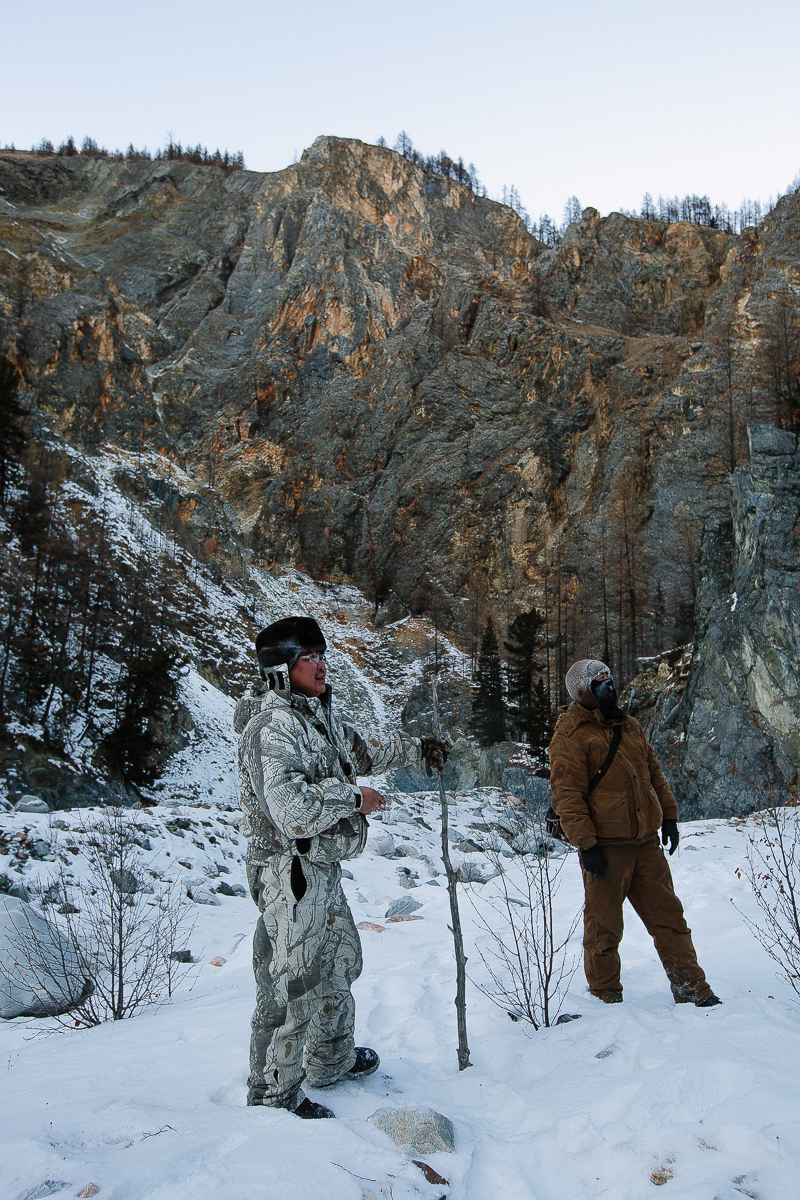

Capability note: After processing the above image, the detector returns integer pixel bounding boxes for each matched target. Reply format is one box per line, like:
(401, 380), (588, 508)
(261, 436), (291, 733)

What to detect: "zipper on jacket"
(292, 903), (298, 923)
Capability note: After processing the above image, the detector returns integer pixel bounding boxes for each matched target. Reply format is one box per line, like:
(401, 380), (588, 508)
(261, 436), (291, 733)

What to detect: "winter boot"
(342, 1046), (380, 1080)
(695, 994), (722, 1008)
(594, 990), (623, 1004)
(315, 1047), (381, 1088)
(293, 1097), (336, 1119)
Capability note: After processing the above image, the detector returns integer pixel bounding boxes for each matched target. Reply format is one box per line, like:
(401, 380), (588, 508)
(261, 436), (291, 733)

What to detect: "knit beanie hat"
(565, 658), (610, 701)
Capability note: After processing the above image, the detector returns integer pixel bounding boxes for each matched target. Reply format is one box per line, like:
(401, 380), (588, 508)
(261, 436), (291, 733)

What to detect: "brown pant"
(582, 838), (712, 1002)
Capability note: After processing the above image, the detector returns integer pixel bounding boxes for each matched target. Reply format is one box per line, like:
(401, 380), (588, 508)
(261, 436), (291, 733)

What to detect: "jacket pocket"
(642, 786), (663, 836)
(590, 791), (633, 839)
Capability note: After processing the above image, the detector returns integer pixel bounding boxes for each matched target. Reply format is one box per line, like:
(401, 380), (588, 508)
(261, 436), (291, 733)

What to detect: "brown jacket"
(548, 703), (677, 849)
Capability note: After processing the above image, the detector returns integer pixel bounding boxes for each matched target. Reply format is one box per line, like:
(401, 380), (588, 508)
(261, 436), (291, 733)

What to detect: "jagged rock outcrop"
(627, 425), (800, 814)
(0, 137), (735, 622)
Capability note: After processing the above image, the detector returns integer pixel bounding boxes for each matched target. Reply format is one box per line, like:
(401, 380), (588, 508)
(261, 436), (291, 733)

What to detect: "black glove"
(661, 818), (679, 856)
(580, 844), (607, 879)
(421, 736), (450, 777)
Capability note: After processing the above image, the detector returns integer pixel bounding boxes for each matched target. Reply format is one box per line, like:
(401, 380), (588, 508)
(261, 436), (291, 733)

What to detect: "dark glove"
(661, 818), (679, 856)
(580, 844), (607, 879)
(421, 736), (450, 777)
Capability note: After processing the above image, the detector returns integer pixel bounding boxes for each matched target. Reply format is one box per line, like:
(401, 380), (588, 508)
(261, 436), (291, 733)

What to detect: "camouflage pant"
(247, 856), (362, 1109)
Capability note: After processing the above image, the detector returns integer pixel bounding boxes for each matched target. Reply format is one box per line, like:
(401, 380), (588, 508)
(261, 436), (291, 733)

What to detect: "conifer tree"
(504, 608), (546, 744)
(0, 356), (26, 507)
(470, 617), (507, 746)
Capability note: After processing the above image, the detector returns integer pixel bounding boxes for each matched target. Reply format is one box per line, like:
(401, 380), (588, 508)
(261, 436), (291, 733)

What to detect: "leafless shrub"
(1, 808), (196, 1025)
(737, 805), (800, 996)
(469, 809), (580, 1028)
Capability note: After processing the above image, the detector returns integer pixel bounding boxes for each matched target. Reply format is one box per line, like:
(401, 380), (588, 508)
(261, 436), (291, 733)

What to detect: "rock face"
(628, 426), (800, 814)
(1, 138), (799, 812)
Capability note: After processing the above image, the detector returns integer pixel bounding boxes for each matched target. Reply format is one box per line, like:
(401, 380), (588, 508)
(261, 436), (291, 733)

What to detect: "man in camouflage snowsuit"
(235, 616), (448, 1118)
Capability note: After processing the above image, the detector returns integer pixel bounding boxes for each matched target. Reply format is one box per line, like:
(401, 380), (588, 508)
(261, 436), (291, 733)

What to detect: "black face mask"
(591, 677), (624, 720)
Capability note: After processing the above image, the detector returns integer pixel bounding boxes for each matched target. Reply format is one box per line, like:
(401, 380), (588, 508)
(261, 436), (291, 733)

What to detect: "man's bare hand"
(358, 786), (386, 815)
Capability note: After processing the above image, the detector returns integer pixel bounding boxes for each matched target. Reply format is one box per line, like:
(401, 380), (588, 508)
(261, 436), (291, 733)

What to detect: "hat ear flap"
(264, 667), (288, 693)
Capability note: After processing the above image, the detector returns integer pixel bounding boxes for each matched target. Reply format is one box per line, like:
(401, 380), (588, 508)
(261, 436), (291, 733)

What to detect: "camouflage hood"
(233, 664), (293, 735)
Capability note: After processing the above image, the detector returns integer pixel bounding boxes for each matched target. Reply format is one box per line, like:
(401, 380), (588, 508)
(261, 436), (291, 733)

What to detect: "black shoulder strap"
(587, 726), (622, 794)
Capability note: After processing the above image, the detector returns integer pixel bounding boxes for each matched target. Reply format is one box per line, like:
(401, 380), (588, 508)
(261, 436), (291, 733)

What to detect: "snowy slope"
(1, 439), (467, 810)
(2, 798), (800, 1200)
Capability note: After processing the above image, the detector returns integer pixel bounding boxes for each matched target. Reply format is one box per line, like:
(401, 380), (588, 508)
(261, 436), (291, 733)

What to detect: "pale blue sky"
(3, 0), (799, 222)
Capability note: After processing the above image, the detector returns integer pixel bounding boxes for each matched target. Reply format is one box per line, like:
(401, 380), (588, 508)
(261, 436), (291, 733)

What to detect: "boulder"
(215, 881), (246, 897)
(369, 1106), (455, 1154)
(456, 861), (501, 884)
(14, 796), (49, 814)
(453, 838), (483, 854)
(385, 896), (422, 919)
(18, 1183), (72, 1200)
(396, 866), (419, 889)
(0, 897), (89, 1019)
(394, 736), (480, 794)
(367, 833), (395, 858)
(110, 868), (138, 894)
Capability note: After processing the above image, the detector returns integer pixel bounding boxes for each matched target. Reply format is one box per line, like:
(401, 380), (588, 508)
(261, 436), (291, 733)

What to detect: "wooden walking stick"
(431, 676), (472, 1070)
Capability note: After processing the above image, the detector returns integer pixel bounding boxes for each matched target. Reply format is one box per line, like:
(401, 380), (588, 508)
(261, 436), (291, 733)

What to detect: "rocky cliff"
(627, 424), (800, 815)
(1, 137), (798, 810)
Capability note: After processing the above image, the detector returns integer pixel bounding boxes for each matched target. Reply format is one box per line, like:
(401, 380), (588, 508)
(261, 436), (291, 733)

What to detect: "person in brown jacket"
(549, 658), (720, 1008)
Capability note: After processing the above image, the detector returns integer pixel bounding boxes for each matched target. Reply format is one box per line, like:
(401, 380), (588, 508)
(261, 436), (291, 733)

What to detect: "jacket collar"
(292, 683), (333, 722)
(567, 701), (627, 728)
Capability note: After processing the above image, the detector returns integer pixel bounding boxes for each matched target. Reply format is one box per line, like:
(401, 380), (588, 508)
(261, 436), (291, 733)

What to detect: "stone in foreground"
(369, 1106), (455, 1154)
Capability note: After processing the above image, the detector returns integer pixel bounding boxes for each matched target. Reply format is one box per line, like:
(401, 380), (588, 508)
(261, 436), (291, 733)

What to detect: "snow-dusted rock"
(0, 897), (88, 1019)
(110, 868), (138, 894)
(216, 881), (246, 897)
(368, 833), (395, 857)
(396, 866), (419, 889)
(369, 1105), (455, 1153)
(385, 896), (422, 919)
(18, 1182), (72, 1199)
(456, 861), (501, 884)
(453, 838), (483, 854)
(14, 796), (49, 813)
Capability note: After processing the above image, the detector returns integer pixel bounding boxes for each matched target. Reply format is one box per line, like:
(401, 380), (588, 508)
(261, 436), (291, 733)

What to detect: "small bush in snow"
(0, 808), (196, 1025)
(739, 806), (800, 998)
(469, 809), (580, 1029)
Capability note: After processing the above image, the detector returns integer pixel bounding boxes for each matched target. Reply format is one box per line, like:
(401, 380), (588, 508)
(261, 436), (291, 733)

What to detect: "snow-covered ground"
(2, 794), (799, 1200)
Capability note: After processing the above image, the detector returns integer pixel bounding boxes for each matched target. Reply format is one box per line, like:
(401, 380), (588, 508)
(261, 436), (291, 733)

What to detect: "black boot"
(342, 1047), (380, 1080)
(695, 994), (722, 1008)
(294, 1097), (336, 1119)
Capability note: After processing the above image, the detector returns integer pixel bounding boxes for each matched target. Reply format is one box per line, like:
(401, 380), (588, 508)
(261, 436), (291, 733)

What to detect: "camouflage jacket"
(234, 665), (422, 869)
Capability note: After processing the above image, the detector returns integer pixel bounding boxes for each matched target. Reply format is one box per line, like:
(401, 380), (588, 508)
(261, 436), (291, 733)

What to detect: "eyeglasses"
(297, 652), (326, 664)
